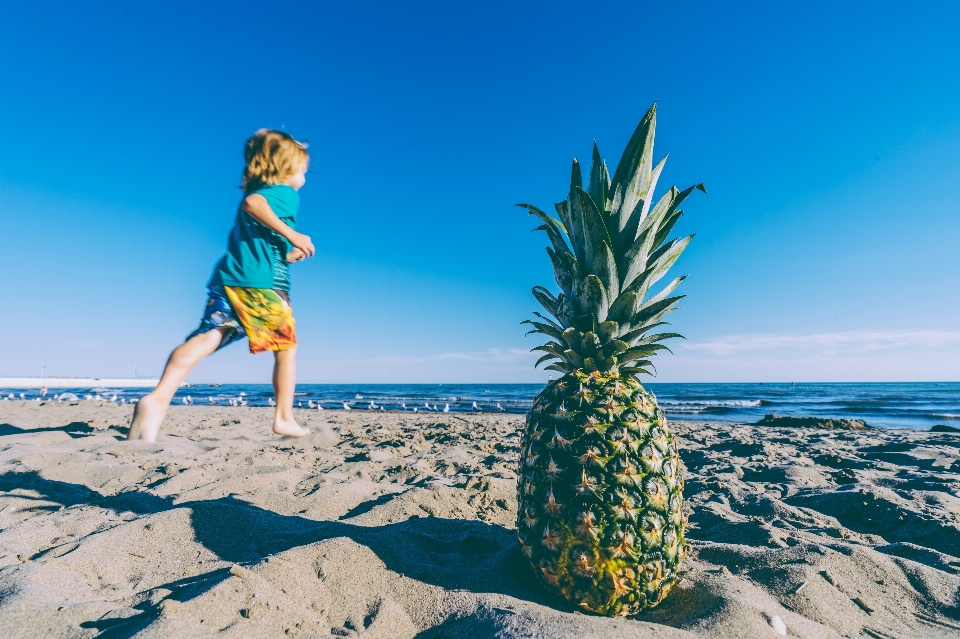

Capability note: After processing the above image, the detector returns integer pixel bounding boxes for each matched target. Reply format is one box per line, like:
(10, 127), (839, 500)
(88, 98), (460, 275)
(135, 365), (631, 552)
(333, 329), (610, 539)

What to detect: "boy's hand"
(287, 248), (307, 263)
(289, 232), (315, 257)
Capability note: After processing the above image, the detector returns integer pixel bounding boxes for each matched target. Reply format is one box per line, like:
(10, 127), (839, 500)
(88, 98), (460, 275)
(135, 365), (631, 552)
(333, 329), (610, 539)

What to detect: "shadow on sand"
(0, 422), (98, 439)
(0, 470), (553, 637)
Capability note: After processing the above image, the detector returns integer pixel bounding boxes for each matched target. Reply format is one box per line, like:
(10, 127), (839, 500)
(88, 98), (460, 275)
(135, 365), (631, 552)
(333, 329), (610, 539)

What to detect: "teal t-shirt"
(208, 184), (299, 290)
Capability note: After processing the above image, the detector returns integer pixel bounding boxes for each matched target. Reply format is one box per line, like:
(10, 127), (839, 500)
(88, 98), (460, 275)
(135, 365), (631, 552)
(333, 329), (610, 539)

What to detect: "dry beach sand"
(0, 402), (959, 638)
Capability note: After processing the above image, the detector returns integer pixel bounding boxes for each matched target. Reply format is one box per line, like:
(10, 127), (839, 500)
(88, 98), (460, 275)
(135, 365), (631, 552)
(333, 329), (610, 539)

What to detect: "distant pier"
(0, 378), (159, 389)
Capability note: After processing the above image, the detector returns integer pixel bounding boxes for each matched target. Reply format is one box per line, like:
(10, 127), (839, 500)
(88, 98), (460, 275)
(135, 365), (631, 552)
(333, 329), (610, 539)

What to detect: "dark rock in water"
(931, 424), (960, 433)
(755, 414), (872, 430)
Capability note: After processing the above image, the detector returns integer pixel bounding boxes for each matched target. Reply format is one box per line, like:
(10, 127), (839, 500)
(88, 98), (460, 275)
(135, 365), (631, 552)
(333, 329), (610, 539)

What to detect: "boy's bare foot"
(128, 394), (166, 442)
(273, 418), (310, 437)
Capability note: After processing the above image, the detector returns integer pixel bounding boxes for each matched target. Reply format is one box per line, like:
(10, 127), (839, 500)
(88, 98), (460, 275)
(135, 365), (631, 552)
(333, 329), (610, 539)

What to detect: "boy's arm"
(241, 194), (315, 257)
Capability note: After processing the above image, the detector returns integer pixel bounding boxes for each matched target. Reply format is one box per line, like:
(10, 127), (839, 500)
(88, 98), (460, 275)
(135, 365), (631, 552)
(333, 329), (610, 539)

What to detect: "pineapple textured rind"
(517, 370), (687, 616)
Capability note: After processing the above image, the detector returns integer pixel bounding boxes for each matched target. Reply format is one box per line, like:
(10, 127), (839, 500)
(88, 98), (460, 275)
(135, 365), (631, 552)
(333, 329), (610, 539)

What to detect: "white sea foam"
(661, 399), (763, 408)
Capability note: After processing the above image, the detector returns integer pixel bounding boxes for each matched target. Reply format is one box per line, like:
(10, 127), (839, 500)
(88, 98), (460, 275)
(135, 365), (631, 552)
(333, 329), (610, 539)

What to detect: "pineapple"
(516, 103), (704, 616)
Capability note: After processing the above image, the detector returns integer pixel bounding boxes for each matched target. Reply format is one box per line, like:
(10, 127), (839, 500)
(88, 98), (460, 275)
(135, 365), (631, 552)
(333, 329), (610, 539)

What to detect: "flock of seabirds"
(3, 389), (511, 413)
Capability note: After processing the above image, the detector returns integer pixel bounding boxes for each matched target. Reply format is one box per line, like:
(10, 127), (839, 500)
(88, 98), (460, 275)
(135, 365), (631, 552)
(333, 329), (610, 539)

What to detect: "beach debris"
(756, 414), (871, 430)
(771, 615), (787, 635)
(931, 424), (960, 433)
(230, 564), (251, 579)
(792, 581), (808, 594)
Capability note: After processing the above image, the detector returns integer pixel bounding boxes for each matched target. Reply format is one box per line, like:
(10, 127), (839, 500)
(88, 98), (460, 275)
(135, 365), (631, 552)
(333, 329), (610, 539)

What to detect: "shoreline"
(4, 381), (956, 430)
(0, 403), (958, 637)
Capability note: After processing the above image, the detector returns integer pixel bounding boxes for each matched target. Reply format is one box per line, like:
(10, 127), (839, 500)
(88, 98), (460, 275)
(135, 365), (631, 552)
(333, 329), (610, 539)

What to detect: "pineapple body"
(517, 370), (686, 616)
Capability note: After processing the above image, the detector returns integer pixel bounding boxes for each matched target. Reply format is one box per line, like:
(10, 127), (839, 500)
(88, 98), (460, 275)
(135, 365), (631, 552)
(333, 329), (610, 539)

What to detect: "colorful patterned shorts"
(187, 286), (297, 354)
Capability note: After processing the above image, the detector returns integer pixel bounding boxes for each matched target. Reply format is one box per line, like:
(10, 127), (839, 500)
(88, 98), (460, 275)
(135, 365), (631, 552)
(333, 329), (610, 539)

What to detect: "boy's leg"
(272, 347), (310, 437)
(128, 329), (225, 442)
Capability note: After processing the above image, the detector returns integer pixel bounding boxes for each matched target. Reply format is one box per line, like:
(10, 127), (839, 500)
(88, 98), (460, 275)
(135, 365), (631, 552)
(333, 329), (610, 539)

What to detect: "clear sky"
(1, 1), (958, 383)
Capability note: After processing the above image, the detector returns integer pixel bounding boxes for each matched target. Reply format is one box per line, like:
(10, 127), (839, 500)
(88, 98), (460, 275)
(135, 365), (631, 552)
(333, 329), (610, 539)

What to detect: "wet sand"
(0, 401), (958, 637)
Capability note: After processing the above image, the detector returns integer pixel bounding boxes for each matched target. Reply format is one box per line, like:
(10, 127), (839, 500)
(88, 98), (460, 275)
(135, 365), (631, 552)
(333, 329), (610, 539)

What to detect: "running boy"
(128, 129), (314, 443)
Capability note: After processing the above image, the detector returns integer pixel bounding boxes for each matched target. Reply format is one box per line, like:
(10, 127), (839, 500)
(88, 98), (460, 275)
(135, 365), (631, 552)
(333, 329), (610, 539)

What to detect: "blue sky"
(1, 1), (959, 383)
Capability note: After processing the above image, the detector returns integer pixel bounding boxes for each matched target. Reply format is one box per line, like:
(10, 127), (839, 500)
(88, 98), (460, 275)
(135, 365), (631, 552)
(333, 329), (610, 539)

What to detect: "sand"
(0, 401), (958, 638)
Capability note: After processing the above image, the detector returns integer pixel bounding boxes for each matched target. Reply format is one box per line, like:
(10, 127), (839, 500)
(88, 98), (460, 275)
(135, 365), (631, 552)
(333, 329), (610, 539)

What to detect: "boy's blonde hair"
(241, 129), (309, 192)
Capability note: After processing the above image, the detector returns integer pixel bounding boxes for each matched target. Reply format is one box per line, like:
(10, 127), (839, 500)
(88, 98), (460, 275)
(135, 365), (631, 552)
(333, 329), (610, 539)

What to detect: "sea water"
(2, 382), (958, 431)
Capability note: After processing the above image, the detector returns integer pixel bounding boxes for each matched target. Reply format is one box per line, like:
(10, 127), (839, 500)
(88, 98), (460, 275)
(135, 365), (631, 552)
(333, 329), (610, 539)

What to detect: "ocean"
(3, 382), (958, 431)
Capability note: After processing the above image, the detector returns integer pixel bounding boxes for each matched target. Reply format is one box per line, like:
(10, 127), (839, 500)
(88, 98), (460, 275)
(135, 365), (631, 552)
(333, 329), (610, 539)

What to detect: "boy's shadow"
(0, 422), (96, 439)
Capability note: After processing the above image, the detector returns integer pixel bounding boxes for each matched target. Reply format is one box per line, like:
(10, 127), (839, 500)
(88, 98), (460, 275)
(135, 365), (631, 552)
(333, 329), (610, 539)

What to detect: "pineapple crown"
(519, 103), (705, 377)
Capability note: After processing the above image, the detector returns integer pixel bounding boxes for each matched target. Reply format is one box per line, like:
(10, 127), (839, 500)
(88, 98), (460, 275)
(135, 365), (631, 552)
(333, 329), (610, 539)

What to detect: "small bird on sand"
(268, 397), (276, 407)
(443, 404), (450, 412)
(496, 403), (504, 412)
(343, 402), (352, 410)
